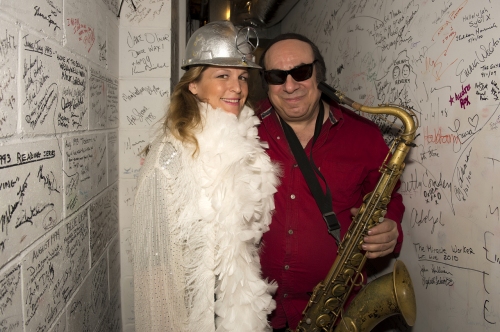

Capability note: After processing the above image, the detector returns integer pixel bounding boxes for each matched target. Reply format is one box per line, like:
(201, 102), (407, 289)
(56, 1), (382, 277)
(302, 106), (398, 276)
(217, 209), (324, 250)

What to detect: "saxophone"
(293, 82), (418, 332)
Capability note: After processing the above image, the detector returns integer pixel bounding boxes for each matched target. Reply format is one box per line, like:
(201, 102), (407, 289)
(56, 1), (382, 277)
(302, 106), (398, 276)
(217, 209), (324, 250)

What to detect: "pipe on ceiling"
(230, 0), (299, 28)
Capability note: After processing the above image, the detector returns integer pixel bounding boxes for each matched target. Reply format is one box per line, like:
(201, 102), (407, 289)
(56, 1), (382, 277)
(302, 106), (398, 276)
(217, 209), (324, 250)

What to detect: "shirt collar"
(261, 99), (342, 122)
(261, 106), (273, 120)
(328, 105), (338, 125)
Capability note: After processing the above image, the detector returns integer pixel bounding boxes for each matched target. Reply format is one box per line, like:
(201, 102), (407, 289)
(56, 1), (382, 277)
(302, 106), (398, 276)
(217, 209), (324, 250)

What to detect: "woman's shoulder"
(137, 134), (184, 183)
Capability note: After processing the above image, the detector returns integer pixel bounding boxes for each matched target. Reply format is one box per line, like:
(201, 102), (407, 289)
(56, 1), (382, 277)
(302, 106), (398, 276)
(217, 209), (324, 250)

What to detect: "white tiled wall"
(0, 0), (174, 331)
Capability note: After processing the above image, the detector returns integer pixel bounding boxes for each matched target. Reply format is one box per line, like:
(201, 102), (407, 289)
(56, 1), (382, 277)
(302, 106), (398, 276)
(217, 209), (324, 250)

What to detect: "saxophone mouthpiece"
(318, 81), (343, 104)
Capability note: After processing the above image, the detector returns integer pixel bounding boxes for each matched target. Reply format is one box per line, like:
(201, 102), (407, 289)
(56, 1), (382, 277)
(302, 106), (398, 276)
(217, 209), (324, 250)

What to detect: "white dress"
(132, 103), (279, 332)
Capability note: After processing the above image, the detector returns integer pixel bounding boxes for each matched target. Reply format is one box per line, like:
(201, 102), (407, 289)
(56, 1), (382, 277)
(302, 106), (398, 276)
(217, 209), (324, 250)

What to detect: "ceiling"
(187, 0), (299, 30)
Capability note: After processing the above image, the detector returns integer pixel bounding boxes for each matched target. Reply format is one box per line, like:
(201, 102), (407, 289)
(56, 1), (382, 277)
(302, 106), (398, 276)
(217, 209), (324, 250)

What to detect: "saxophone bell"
(334, 260), (416, 332)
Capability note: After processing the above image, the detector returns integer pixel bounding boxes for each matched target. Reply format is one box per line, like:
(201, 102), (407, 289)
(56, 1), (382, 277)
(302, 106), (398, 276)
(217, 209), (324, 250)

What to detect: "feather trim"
(167, 103), (279, 332)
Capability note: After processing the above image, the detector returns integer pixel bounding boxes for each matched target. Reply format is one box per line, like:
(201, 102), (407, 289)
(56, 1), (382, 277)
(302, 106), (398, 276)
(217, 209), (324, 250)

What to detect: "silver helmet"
(182, 21), (260, 69)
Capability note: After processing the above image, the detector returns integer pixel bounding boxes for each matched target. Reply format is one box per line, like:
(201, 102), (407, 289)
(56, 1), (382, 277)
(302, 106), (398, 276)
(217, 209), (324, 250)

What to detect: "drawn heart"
(468, 114), (479, 129)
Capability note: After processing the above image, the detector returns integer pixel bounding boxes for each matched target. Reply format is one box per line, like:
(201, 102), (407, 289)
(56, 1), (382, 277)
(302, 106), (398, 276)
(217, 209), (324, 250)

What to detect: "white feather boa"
(169, 103), (279, 332)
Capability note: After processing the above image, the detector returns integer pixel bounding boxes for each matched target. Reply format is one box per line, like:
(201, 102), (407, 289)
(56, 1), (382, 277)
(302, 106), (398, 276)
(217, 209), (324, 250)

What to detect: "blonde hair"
(163, 66), (206, 155)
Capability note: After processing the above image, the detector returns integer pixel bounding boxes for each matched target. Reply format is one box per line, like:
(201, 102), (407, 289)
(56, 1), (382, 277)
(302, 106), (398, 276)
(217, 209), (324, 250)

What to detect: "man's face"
(264, 39), (322, 124)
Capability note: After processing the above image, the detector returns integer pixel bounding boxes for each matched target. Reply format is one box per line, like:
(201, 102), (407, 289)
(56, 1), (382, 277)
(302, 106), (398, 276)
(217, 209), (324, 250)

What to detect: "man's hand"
(350, 208), (399, 259)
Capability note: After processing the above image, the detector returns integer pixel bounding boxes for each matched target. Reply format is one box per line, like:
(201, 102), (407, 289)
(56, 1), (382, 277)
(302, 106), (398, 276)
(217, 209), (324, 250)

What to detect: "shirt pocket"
(319, 161), (366, 206)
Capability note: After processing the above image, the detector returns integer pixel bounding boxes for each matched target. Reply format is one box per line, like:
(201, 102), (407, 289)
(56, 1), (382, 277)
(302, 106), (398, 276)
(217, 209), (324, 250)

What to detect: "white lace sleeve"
(132, 140), (188, 332)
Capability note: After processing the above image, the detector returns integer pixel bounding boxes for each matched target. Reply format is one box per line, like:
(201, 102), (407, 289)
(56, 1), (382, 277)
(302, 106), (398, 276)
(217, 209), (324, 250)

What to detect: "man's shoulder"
(254, 98), (272, 118)
(333, 102), (380, 131)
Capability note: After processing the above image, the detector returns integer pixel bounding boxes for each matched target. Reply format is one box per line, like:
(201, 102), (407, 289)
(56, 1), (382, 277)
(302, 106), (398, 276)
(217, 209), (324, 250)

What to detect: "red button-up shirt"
(257, 101), (405, 329)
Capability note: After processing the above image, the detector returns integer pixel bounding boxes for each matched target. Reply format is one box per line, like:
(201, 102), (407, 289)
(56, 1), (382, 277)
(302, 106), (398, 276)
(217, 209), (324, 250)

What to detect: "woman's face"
(189, 66), (249, 116)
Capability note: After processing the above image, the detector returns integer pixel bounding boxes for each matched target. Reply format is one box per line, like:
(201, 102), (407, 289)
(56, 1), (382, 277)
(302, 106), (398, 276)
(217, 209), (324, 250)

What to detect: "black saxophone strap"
(279, 101), (341, 244)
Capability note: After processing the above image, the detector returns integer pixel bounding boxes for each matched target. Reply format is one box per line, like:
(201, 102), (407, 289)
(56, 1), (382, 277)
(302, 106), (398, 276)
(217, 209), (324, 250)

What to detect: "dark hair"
(259, 33), (326, 90)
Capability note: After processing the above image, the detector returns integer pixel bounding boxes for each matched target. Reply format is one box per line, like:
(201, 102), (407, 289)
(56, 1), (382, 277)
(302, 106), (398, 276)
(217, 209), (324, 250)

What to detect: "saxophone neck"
(318, 81), (418, 145)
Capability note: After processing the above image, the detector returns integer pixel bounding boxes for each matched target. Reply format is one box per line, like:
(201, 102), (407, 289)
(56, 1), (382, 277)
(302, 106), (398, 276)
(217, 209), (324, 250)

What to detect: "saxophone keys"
(332, 284), (347, 296)
(343, 268), (355, 280)
(370, 210), (381, 222)
(350, 253), (363, 267)
(325, 297), (341, 310)
(380, 209), (387, 223)
(316, 314), (331, 328)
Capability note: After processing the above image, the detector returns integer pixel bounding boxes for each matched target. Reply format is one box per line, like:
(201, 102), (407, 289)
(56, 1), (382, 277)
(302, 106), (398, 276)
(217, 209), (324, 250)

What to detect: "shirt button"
(277, 136), (281, 140)
(293, 164), (298, 167)
(288, 229), (293, 235)
(285, 265), (290, 270)
(284, 293), (288, 298)
(290, 194), (296, 199)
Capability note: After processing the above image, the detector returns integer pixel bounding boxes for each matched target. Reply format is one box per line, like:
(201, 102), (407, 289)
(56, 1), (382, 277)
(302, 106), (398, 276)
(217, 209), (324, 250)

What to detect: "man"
(257, 33), (405, 331)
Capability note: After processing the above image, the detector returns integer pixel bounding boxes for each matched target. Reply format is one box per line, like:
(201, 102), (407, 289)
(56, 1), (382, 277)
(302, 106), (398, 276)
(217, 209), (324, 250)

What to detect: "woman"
(132, 21), (279, 332)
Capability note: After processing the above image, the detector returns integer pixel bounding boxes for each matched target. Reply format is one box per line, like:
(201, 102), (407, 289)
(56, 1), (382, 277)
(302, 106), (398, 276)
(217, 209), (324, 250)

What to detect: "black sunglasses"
(263, 61), (317, 85)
